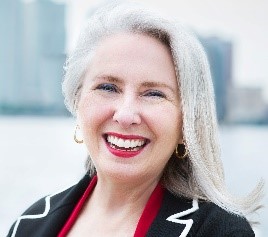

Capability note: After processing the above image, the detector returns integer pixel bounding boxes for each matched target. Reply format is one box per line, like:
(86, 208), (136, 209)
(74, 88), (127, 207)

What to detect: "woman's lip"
(105, 132), (148, 140)
(103, 132), (149, 158)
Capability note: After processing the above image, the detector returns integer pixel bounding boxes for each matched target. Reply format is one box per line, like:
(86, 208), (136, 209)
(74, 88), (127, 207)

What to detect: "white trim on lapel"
(166, 199), (199, 237)
(10, 184), (76, 237)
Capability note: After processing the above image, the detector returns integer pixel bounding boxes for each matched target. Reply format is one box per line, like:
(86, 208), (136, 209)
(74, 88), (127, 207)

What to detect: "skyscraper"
(199, 36), (233, 122)
(0, 0), (66, 115)
(0, 0), (23, 111)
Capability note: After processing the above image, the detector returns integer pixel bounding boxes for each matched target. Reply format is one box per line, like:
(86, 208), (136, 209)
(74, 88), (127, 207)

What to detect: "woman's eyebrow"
(141, 81), (176, 93)
(94, 75), (123, 84)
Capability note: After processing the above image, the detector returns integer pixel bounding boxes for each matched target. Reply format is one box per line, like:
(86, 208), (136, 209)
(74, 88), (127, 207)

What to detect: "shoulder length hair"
(62, 1), (264, 224)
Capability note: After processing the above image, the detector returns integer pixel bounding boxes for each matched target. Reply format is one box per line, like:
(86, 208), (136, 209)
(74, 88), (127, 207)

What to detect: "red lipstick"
(104, 132), (148, 158)
(106, 143), (144, 158)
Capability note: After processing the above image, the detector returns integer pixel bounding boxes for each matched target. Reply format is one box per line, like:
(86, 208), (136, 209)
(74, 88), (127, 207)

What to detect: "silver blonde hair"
(62, 1), (263, 223)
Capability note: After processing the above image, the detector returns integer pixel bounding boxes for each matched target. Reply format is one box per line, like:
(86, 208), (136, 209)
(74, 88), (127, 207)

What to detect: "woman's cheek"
(79, 96), (115, 130)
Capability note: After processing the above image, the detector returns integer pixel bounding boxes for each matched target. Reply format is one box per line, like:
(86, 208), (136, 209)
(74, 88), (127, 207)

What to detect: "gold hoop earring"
(175, 143), (188, 159)
(74, 125), (83, 144)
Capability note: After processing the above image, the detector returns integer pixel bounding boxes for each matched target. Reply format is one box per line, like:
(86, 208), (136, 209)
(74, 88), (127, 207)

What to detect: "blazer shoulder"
(6, 174), (91, 237)
(20, 173), (91, 216)
(6, 185), (75, 237)
(20, 188), (71, 216)
(190, 200), (255, 236)
(21, 196), (48, 216)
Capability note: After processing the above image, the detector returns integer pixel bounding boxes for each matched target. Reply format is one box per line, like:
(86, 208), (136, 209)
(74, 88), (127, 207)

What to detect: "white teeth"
(125, 140), (131, 148)
(130, 140), (135, 147)
(107, 136), (112, 143)
(117, 138), (124, 147)
(107, 135), (146, 149)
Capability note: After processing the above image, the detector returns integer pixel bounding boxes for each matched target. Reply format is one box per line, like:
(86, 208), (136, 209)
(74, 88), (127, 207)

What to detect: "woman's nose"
(112, 99), (141, 129)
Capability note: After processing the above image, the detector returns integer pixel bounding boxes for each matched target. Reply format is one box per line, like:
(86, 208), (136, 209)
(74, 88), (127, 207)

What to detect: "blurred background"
(0, 0), (267, 236)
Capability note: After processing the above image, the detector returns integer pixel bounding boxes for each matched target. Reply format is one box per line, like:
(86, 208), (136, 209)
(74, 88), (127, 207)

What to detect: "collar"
(166, 198), (199, 237)
(146, 191), (199, 237)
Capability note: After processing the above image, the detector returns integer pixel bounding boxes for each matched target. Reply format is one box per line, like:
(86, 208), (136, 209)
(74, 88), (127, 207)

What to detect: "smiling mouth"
(104, 134), (149, 152)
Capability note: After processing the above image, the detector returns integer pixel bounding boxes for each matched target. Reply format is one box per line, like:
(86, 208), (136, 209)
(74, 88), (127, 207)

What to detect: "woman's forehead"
(87, 32), (176, 77)
(94, 32), (172, 58)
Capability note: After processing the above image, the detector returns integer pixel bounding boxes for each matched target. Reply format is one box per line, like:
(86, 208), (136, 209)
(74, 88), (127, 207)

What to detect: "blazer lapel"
(9, 174), (91, 237)
(146, 191), (199, 237)
(166, 199), (199, 237)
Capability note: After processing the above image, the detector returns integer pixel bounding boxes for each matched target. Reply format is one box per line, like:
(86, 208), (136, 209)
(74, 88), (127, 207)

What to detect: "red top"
(58, 176), (164, 237)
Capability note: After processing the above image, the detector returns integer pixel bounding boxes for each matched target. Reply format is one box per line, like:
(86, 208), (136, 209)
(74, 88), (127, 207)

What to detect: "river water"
(0, 117), (267, 236)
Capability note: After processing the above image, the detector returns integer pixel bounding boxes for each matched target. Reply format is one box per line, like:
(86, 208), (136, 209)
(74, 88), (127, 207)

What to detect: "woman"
(7, 2), (263, 237)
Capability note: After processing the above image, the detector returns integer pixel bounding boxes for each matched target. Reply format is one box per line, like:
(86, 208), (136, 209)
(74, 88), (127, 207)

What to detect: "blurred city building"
(226, 87), (268, 124)
(0, 2), (267, 124)
(200, 36), (268, 124)
(0, 0), (67, 115)
(199, 36), (233, 123)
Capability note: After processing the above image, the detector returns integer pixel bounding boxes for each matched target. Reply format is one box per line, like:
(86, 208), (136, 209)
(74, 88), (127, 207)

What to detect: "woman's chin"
(96, 166), (150, 184)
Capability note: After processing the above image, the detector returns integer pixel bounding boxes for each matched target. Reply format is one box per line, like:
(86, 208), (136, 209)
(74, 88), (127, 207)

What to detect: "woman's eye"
(96, 83), (118, 93)
(143, 90), (166, 98)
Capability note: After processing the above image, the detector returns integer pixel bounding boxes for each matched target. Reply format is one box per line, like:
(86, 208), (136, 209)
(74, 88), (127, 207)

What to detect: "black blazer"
(7, 174), (254, 237)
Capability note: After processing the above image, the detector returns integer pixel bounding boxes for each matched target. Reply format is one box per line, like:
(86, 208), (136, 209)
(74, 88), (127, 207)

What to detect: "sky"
(65, 0), (268, 100)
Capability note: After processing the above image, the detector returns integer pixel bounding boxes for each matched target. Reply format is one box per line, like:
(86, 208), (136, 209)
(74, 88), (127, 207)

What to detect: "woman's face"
(77, 33), (183, 182)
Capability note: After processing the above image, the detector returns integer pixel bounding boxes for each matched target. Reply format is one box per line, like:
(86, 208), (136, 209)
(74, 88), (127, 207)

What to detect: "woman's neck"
(90, 174), (160, 214)
(66, 174), (162, 237)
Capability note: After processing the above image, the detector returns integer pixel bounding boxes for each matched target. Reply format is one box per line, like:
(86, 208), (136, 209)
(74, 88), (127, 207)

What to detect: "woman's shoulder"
(19, 184), (76, 216)
(154, 190), (255, 237)
(193, 200), (254, 236)
(7, 174), (91, 237)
